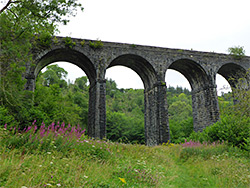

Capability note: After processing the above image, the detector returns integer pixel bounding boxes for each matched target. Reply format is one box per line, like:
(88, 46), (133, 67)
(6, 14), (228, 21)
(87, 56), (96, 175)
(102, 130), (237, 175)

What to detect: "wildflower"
(39, 165), (42, 167)
(84, 175), (88, 178)
(21, 186), (28, 188)
(119, 177), (126, 184)
(32, 120), (37, 125)
(47, 152), (51, 155)
(56, 183), (61, 187)
(50, 162), (53, 165)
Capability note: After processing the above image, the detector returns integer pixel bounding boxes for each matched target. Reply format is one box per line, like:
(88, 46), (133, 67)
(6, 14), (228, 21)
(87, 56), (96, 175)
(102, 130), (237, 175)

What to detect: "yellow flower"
(119, 177), (126, 183)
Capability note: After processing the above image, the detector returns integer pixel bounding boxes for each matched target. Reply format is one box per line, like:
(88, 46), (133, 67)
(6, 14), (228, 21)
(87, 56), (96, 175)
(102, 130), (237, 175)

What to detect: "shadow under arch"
(34, 48), (96, 86)
(217, 63), (249, 89)
(167, 58), (220, 132)
(107, 54), (157, 90)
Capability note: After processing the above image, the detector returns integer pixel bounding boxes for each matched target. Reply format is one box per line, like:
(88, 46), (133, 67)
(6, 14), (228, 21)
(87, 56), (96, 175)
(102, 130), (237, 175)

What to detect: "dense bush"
(189, 115), (250, 149)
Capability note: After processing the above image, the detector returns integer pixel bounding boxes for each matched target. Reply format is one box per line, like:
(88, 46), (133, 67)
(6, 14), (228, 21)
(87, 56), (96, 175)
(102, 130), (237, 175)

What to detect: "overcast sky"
(49, 0), (250, 94)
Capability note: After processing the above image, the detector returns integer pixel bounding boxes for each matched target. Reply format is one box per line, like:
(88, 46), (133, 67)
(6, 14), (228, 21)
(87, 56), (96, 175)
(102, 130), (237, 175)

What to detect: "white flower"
(50, 162), (53, 165)
(56, 183), (62, 187)
(47, 152), (51, 154)
(39, 165), (42, 167)
(84, 175), (88, 178)
(21, 186), (28, 188)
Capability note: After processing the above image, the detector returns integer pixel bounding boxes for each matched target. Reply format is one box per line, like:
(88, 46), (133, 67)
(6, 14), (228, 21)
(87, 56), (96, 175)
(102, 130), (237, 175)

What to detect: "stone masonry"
(25, 37), (250, 146)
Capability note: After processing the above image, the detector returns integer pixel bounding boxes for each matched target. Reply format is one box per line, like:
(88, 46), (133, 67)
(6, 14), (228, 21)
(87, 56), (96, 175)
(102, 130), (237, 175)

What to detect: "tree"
(0, 1), (83, 127)
(40, 64), (68, 88)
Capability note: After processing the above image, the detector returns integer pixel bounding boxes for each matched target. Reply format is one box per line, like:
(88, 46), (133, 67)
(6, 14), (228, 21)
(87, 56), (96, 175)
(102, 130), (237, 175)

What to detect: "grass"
(1, 123), (250, 187)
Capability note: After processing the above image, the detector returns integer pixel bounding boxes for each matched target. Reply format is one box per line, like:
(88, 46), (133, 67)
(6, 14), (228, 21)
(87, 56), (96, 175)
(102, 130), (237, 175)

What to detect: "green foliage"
(189, 115), (250, 149)
(106, 79), (145, 144)
(89, 39), (104, 49)
(63, 36), (76, 48)
(189, 73), (250, 150)
(37, 32), (53, 47)
(228, 45), (245, 59)
(0, 106), (17, 128)
(170, 117), (193, 143)
(0, 0), (83, 128)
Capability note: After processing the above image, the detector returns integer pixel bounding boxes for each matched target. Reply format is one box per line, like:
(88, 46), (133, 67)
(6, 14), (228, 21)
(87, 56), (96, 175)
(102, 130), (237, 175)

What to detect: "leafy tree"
(74, 76), (89, 91)
(40, 64), (68, 88)
(168, 93), (192, 122)
(0, 1), (83, 127)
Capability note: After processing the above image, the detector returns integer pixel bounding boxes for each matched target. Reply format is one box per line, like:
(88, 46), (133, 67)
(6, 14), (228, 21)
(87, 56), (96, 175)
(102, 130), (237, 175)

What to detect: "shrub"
(37, 32), (52, 47)
(0, 106), (18, 128)
(89, 40), (103, 49)
(228, 46), (245, 59)
(63, 37), (76, 48)
(189, 115), (250, 149)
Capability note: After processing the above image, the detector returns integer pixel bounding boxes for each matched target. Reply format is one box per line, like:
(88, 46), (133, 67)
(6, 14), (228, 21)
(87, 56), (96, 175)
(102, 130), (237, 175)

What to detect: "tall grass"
(1, 122), (250, 187)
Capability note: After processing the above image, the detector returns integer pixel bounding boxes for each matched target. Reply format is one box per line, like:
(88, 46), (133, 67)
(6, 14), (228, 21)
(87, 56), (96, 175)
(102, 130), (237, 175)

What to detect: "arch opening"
(166, 58), (219, 135)
(30, 48), (97, 131)
(105, 54), (157, 144)
(165, 69), (193, 143)
(216, 73), (233, 116)
(34, 61), (89, 129)
(217, 63), (249, 113)
(107, 54), (157, 90)
(105, 65), (145, 144)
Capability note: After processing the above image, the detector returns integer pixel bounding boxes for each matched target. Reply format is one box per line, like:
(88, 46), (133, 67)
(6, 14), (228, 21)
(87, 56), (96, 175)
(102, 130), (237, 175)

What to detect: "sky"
(46, 0), (250, 94)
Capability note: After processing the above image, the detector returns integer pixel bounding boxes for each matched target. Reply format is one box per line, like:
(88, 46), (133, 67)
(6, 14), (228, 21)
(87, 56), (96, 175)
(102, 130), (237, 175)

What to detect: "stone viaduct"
(25, 37), (250, 146)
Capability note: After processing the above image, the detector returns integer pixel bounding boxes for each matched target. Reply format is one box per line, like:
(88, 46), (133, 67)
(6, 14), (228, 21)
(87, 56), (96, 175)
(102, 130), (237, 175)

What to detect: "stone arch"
(217, 63), (249, 89)
(107, 54), (169, 145)
(166, 58), (219, 132)
(107, 54), (157, 90)
(167, 58), (211, 91)
(33, 48), (96, 86)
(26, 48), (108, 140)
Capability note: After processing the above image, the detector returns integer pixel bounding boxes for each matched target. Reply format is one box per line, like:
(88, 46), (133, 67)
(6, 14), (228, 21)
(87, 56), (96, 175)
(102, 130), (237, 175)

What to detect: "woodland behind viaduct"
(24, 37), (250, 146)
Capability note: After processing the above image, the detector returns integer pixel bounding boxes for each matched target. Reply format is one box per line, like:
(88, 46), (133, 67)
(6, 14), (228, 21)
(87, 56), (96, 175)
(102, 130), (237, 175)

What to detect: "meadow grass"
(0, 123), (250, 187)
